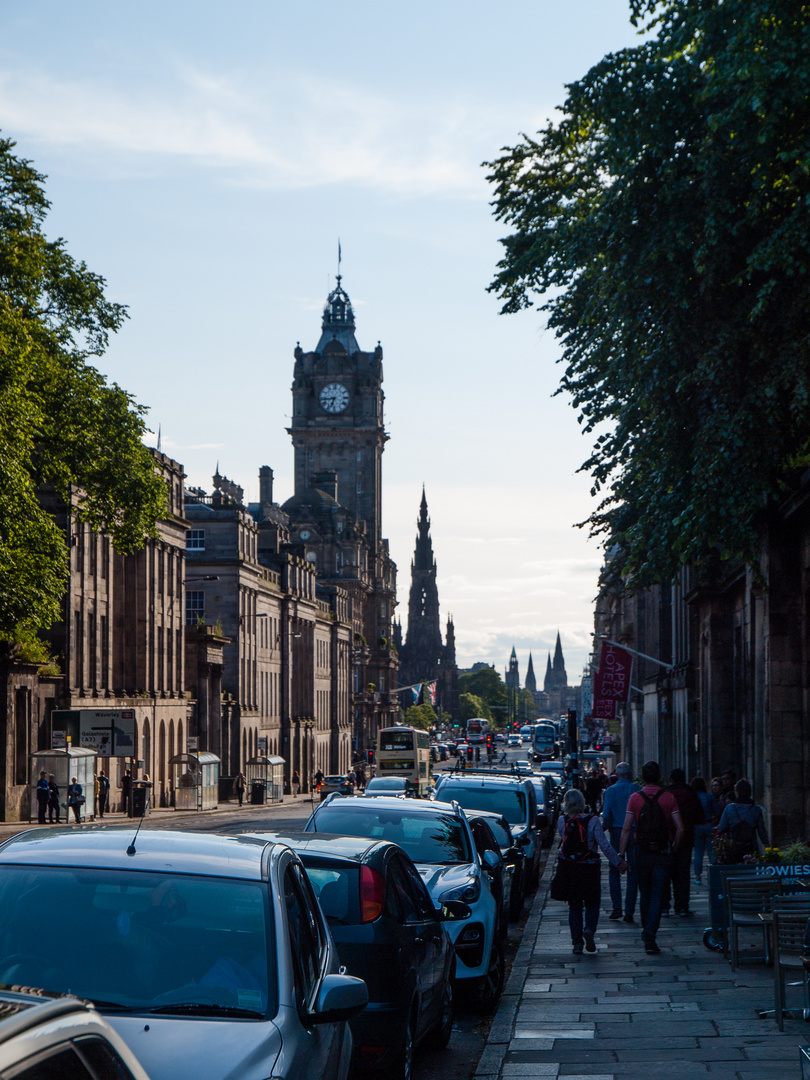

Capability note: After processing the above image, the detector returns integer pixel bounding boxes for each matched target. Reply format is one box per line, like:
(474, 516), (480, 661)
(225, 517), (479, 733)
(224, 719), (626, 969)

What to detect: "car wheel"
(470, 938), (504, 1013)
(424, 975), (454, 1050)
(390, 1010), (415, 1080)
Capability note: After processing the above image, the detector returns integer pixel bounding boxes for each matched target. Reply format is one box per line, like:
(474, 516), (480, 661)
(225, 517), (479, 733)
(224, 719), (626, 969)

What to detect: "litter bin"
(131, 781), (151, 818)
(250, 780), (266, 805)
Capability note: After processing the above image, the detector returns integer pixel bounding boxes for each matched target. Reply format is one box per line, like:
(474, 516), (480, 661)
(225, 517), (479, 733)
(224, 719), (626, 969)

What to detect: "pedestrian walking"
(551, 788), (627, 955)
(121, 768), (132, 815)
(47, 774), (60, 823)
(717, 770), (737, 813)
(35, 770), (50, 824)
(97, 769), (110, 818)
(663, 768), (704, 916)
(67, 776), (84, 824)
(584, 769), (603, 813)
(292, 769), (300, 798)
(717, 778), (768, 862)
(601, 761), (639, 923)
(691, 776), (720, 884)
(620, 760), (683, 955)
(233, 772), (246, 807)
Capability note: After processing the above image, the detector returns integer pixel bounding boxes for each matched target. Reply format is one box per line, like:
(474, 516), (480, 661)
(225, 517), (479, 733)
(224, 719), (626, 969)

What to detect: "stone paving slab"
(479, 844), (810, 1080)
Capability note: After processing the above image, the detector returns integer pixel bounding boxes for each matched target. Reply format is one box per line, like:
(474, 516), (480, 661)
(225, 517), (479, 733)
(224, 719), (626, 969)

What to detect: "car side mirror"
(536, 812), (549, 829)
(482, 849), (500, 871)
(312, 974), (368, 1024)
(505, 846), (522, 865)
(439, 900), (472, 921)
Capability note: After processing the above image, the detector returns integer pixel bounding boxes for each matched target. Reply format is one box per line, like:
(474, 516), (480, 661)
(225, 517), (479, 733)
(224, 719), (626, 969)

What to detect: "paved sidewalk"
(479, 859), (810, 1079)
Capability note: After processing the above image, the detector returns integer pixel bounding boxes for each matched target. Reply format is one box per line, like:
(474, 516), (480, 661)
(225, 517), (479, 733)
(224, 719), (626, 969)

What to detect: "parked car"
(0, 829), (368, 1080)
(0, 989), (152, 1079)
(524, 773), (555, 847)
(465, 810), (526, 922)
(319, 775), (356, 800)
(431, 773), (542, 890)
(303, 797), (503, 1011)
(253, 832), (463, 1079)
(363, 776), (415, 798)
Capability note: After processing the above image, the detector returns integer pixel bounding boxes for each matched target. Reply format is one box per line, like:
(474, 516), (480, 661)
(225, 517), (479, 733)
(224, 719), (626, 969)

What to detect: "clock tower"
(288, 277), (386, 545)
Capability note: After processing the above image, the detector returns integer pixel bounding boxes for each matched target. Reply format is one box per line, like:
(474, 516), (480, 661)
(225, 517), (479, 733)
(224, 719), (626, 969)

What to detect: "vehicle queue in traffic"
(0, 725), (566, 1080)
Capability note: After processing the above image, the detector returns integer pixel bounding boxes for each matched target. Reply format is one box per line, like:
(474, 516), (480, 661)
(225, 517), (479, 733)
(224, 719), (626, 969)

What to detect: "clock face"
(299, 530), (310, 540)
(319, 382), (349, 414)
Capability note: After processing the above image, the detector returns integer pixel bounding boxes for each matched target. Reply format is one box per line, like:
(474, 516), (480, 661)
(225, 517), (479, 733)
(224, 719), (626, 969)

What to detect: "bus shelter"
(30, 747), (97, 822)
(246, 755), (285, 804)
(169, 752), (220, 810)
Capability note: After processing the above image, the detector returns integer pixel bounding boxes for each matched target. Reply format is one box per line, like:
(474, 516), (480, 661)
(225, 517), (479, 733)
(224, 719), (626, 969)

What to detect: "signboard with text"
(591, 642), (633, 721)
(51, 709), (136, 756)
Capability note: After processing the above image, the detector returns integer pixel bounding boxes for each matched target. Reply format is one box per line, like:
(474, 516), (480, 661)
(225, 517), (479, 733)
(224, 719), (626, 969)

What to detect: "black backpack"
(635, 790), (669, 853)
(560, 814), (593, 862)
(727, 805), (758, 860)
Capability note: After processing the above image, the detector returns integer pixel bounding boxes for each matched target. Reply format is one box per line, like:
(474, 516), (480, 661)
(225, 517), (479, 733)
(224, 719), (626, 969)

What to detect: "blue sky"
(1, 0), (641, 679)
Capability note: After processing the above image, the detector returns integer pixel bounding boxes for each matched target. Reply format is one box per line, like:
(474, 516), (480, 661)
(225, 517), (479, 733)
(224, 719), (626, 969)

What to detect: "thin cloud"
(0, 63), (528, 197)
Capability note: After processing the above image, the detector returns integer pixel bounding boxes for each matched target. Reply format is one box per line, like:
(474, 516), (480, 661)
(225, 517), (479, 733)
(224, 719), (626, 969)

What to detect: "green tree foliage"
(0, 138), (166, 638)
(405, 703), (438, 730)
(459, 665), (507, 714)
(486, 2), (810, 587)
(458, 692), (492, 723)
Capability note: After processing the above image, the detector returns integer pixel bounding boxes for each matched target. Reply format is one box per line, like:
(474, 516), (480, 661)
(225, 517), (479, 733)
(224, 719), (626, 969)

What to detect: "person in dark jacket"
(663, 768), (704, 916)
(35, 771), (50, 824)
(47, 774), (60, 824)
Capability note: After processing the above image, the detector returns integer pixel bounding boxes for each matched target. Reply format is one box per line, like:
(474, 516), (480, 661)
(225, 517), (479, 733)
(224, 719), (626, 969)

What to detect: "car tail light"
(360, 865), (386, 923)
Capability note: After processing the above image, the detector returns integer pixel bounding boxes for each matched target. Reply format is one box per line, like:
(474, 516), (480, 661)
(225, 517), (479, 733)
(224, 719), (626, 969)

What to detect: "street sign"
(51, 709), (136, 755)
(187, 737), (198, 753)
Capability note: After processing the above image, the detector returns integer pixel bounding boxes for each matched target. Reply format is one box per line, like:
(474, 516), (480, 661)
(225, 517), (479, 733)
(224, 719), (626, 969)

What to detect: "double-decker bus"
(466, 717), (489, 746)
(532, 721), (558, 762)
(376, 726), (431, 796)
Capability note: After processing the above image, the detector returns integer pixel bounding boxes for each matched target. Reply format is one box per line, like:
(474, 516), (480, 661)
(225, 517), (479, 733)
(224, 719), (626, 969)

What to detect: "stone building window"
(186, 591), (205, 625)
(185, 529), (205, 551)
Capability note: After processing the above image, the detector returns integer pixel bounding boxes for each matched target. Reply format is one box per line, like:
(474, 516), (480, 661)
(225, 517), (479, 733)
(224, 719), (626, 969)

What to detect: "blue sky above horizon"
(1, 0), (641, 681)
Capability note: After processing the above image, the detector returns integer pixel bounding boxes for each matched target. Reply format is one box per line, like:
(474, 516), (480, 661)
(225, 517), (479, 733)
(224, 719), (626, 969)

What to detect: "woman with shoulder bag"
(552, 788), (627, 955)
(67, 776), (84, 824)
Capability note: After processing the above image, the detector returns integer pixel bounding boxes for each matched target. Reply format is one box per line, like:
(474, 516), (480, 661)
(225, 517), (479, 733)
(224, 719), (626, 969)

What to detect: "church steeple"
(525, 652), (537, 694)
(552, 631), (568, 688)
(506, 646), (520, 691)
(400, 488), (443, 683)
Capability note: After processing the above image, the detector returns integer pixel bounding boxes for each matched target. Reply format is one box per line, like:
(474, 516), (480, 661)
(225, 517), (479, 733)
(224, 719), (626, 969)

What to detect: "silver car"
(0, 829), (367, 1080)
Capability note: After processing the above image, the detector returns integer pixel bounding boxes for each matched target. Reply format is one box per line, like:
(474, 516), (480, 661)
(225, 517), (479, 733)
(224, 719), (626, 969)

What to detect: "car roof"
(313, 795), (461, 817)
(436, 773), (532, 789)
(247, 830), (395, 863)
(0, 827), (279, 880)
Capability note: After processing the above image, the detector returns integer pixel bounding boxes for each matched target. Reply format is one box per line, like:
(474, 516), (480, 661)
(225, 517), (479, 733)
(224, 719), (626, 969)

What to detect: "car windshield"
(368, 778), (404, 789)
(442, 785), (527, 825)
(310, 807), (472, 864)
(302, 863), (360, 925)
(0, 866), (274, 1016)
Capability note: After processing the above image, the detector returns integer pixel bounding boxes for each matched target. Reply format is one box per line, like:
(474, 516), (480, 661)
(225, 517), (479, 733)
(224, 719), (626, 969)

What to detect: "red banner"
(591, 641), (633, 720)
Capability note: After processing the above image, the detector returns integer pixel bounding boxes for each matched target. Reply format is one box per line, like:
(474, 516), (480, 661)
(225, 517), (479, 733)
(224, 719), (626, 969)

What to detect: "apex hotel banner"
(591, 641), (633, 720)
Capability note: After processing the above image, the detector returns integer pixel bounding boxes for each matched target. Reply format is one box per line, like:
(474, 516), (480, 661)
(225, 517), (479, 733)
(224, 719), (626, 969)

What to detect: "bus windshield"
(379, 730), (416, 751)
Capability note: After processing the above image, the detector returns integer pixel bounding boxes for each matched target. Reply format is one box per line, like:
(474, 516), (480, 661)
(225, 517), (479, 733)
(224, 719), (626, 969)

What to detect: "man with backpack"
(717, 778), (767, 862)
(663, 768), (704, 917)
(601, 761), (639, 923)
(619, 760), (684, 955)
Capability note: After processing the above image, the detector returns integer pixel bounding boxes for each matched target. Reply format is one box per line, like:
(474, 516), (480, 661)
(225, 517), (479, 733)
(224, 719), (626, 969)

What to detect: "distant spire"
(157, 424), (161, 452)
(337, 238), (342, 283)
